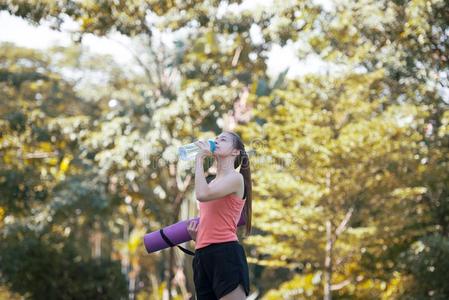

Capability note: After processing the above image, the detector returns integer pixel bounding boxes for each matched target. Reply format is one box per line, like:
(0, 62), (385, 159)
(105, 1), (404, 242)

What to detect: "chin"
(213, 152), (225, 158)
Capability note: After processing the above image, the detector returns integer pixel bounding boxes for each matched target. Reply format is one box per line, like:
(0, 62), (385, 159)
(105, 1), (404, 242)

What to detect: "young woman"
(187, 131), (252, 300)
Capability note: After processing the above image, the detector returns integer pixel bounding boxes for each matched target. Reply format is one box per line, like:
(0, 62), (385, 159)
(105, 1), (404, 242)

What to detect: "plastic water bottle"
(178, 139), (216, 161)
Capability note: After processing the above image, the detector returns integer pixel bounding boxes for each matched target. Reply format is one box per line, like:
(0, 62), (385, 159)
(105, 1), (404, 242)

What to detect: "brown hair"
(225, 131), (252, 237)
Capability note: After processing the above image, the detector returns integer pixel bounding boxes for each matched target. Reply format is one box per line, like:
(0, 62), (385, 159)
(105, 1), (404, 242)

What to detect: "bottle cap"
(207, 139), (216, 153)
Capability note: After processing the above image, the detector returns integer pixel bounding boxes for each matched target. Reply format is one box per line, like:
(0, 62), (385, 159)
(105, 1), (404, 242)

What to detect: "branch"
(331, 278), (352, 291)
(174, 167), (193, 207)
(335, 207), (354, 237)
(176, 173), (192, 193)
(110, 37), (155, 85)
(193, 108), (214, 127)
(232, 46), (243, 67)
(23, 151), (59, 159)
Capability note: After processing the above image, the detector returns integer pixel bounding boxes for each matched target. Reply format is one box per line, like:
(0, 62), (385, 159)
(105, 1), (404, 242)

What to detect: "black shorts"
(192, 240), (250, 299)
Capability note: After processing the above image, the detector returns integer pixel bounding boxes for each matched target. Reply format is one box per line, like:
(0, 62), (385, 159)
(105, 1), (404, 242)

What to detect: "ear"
(231, 148), (240, 156)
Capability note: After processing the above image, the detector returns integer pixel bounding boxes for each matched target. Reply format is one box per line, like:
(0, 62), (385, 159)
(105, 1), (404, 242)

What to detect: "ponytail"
(239, 150), (252, 237)
(229, 132), (252, 238)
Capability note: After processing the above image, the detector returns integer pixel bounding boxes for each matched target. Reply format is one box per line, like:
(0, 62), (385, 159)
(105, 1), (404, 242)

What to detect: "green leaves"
(0, 226), (127, 300)
(1, 0), (447, 298)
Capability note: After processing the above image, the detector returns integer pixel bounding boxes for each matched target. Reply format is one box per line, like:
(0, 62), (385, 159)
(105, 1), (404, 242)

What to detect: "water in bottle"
(178, 139), (216, 161)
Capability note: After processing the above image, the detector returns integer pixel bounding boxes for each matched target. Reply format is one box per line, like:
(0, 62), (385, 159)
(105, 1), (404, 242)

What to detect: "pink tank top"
(195, 193), (246, 250)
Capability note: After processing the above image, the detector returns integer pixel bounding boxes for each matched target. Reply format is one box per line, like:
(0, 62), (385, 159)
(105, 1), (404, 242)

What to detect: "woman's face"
(213, 132), (239, 158)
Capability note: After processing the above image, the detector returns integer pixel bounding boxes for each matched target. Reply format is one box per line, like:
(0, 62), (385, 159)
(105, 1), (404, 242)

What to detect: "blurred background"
(0, 0), (448, 299)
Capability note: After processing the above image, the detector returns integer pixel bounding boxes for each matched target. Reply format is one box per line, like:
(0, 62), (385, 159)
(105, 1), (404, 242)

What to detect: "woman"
(187, 131), (252, 300)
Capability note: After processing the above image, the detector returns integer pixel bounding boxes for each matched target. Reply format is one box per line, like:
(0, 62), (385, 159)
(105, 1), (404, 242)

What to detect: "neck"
(215, 156), (236, 178)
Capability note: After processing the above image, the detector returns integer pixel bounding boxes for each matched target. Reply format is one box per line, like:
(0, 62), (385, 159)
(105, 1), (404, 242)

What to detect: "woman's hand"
(194, 140), (213, 159)
(187, 220), (199, 241)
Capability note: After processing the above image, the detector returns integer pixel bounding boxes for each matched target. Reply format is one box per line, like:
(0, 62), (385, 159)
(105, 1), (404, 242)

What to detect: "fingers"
(188, 220), (199, 230)
(194, 140), (208, 149)
(192, 220), (198, 229)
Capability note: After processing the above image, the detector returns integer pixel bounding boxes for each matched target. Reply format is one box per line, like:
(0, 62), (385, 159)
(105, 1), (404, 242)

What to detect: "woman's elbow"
(196, 192), (207, 202)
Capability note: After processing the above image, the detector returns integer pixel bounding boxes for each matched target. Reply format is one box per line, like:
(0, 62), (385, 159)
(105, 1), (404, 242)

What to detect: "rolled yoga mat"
(144, 213), (247, 254)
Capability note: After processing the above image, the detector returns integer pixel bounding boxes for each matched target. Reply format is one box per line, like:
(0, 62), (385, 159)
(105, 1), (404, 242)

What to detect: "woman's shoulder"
(209, 172), (242, 183)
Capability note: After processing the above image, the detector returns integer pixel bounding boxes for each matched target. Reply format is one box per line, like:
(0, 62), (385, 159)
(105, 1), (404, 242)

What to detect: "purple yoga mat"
(144, 213), (247, 254)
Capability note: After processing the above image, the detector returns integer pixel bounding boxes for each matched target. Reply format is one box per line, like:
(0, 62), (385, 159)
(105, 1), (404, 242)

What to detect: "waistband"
(195, 240), (239, 255)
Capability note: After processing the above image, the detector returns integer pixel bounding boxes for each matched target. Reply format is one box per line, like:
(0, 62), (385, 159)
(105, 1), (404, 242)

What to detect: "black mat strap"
(159, 229), (195, 256)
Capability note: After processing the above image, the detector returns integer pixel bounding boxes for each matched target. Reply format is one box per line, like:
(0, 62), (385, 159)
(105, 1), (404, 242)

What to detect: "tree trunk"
(168, 246), (175, 300)
(324, 220), (333, 300)
(167, 187), (188, 300)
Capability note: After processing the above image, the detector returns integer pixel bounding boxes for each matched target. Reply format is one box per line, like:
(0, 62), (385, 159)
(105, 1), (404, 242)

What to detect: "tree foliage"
(0, 0), (448, 299)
